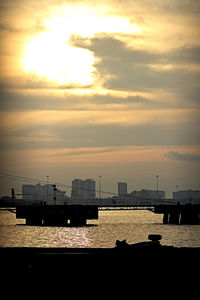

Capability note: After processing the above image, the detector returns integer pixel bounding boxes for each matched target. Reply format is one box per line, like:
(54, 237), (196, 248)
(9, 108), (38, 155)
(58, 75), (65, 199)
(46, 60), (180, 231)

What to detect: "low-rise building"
(22, 183), (66, 205)
(173, 190), (200, 204)
(130, 189), (165, 201)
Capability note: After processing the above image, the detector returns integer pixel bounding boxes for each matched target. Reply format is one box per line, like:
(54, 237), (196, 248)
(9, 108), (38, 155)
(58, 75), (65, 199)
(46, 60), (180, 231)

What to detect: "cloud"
(71, 35), (200, 93)
(1, 118), (199, 151)
(0, 89), (163, 112)
(0, 74), (94, 90)
(167, 47), (200, 64)
(165, 151), (200, 161)
(110, 0), (200, 15)
(51, 146), (122, 157)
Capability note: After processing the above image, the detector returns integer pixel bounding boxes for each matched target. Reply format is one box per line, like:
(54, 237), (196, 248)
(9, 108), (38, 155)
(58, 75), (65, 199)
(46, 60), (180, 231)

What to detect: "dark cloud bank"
(70, 34), (200, 93)
(1, 121), (199, 150)
(165, 151), (200, 161)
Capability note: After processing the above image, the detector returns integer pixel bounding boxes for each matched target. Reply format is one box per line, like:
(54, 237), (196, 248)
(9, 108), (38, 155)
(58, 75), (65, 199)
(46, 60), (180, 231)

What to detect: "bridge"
(1, 197), (200, 226)
(62, 197), (200, 225)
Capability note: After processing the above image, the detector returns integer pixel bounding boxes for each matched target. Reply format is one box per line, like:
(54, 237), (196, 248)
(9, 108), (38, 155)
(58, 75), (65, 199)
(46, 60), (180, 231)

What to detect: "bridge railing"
(64, 198), (174, 207)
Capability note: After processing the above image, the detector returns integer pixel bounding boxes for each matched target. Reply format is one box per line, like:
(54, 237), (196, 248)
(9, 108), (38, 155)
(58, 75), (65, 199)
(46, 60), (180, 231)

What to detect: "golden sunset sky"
(0, 0), (200, 197)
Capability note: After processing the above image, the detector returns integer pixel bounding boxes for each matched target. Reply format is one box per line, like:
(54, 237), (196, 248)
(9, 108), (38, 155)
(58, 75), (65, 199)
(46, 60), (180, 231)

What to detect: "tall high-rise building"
(71, 179), (96, 200)
(71, 179), (84, 200)
(85, 179), (96, 199)
(118, 182), (127, 197)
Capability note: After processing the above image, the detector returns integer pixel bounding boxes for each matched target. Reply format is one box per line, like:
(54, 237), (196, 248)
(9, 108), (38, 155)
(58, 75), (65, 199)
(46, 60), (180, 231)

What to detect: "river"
(0, 209), (200, 248)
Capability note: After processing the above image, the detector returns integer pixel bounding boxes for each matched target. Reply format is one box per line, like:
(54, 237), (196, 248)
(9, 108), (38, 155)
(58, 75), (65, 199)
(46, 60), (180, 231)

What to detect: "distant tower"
(71, 179), (96, 200)
(71, 179), (84, 200)
(118, 182), (127, 197)
(85, 179), (96, 199)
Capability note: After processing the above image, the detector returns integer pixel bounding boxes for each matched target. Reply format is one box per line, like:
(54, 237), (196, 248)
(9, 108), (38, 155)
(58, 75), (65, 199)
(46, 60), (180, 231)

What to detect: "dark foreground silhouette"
(1, 234), (199, 282)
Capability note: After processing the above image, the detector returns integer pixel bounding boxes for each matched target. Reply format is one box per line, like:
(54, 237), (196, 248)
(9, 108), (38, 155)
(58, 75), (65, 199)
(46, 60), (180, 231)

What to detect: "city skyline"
(0, 1), (200, 198)
(0, 172), (199, 200)
(2, 177), (199, 207)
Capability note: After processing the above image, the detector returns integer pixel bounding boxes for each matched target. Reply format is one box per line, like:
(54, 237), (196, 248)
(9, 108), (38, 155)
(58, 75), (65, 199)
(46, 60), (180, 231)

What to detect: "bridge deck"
(99, 206), (154, 211)
(1, 203), (199, 225)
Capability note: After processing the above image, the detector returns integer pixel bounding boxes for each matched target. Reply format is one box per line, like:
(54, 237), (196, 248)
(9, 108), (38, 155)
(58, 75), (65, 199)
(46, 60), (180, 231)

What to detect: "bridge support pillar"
(169, 212), (180, 225)
(26, 217), (42, 226)
(43, 216), (67, 226)
(180, 211), (200, 225)
(163, 213), (169, 224)
(70, 217), (86, 226)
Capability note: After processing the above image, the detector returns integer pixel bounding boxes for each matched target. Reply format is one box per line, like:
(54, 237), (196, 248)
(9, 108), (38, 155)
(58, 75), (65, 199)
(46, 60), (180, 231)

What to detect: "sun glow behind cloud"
(21, 5), (142, 87)
(22, 33), (95, 86)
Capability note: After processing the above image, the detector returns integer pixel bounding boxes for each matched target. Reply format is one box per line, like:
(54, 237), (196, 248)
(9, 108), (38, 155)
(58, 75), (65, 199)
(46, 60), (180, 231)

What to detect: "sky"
(0, 0), (200, 198)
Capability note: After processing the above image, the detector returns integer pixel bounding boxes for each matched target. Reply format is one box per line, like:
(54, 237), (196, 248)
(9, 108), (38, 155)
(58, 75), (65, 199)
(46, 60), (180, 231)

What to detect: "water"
(0, 209), (200, 248)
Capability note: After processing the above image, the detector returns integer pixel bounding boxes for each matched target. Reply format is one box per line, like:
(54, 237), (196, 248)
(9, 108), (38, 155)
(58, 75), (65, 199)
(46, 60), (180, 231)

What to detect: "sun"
(21, 5), (141, 87)
(22, 30), (95, 87)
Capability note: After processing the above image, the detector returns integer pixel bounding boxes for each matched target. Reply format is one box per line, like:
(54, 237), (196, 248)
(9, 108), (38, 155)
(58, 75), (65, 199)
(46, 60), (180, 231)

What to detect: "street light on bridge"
(99, 175), (102, 199)
(156, 175), (159, 203)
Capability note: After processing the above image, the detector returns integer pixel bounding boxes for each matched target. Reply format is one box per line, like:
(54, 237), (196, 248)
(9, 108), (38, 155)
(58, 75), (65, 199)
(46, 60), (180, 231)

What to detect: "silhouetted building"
(22, 184), (66, 205)
(71, 179), (96, 200)
(173, 190), (200, 204)
(131, 189), (165, 200)
(118, 182), (127, 197)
